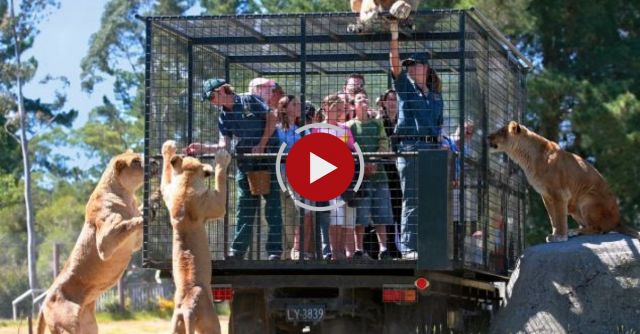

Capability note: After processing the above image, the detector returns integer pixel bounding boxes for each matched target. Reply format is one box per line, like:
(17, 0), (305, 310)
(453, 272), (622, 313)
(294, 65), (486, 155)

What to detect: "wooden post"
(118, 278), (125, 312)
(28, 314), (32, 334)
(52, 243), (60, 279)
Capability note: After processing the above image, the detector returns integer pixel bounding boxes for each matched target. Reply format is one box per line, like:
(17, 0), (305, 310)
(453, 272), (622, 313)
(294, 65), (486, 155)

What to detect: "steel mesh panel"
(143, 10), (529, 276)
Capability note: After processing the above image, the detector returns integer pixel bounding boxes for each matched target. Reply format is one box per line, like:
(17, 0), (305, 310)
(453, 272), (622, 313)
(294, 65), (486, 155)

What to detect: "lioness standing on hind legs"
(161, 140), (230, 334)
(37, 150), (145, 334)
(488, 121), (639, 242)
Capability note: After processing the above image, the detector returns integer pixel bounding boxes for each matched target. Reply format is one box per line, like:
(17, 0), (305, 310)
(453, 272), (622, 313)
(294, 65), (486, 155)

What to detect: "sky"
(19, 0), (113, 169)
(23, 0), (111, 128)
(23, 0), (205, 131)
(18, 1), (206, 170)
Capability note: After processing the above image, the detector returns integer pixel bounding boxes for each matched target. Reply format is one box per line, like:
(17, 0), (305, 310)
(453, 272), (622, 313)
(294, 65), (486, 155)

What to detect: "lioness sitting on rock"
(161, 140), (230, 334)
(38, 150), (144, 334)
(488, 121), (639, 242)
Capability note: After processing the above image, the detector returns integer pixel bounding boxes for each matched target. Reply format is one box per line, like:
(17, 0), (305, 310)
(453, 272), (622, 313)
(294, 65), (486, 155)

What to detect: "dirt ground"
(0, 316), (229, 334)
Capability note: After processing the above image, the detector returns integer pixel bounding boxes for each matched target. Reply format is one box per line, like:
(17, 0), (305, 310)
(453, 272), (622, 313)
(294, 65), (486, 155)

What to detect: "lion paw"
(361, 8), (378, 23)
(131, 216), (144, 226)
(390, 1), (412, 20)
(567, 229), (581, 238)
(347, 23), (364, 33)
(162, 140), (177, 157)
(545, 234), (568, 243)
(215, 149), (231, 169)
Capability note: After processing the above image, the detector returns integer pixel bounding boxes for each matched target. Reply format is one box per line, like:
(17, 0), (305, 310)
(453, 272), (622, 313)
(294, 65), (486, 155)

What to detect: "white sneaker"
(402, 251), (418, 260)
(290, 249), (300, 260)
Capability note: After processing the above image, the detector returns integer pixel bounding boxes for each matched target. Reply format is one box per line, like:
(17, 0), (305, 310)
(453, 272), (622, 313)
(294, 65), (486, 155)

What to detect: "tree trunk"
(53, 243), (61, 279)
(10, 0), (39, 298)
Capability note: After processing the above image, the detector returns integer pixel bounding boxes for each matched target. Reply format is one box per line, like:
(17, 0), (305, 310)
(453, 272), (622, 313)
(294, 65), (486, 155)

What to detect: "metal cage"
(142, 9), (530, 279)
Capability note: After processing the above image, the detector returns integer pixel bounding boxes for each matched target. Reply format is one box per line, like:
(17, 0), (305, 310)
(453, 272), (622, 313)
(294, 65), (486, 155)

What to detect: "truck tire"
(383, 303), (418, 334)
(319, 315), (365, 333)
(417, 295), (449, 334)
(229, 288), (272, 334)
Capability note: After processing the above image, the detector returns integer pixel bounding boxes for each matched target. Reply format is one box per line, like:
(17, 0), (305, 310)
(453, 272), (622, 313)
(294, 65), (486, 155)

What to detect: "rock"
(491, 233), (640, 333)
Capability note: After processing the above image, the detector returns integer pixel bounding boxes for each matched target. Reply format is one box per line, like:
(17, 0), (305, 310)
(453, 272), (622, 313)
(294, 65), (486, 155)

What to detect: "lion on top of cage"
(161, 140), (230, 334)
(488, 121), (640, 243)
(349, 0), (420, 33)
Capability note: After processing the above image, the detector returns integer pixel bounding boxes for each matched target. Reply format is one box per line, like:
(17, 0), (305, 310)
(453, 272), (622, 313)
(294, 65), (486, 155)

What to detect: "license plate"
(286, 304), (325, 323)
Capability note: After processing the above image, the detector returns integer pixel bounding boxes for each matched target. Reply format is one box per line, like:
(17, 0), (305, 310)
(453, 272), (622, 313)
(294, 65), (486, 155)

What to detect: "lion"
(488, 121), (639, 242)
(161, 140), (230, 334)
(349, 0), (420, 32)
(37, 150), (144, 334)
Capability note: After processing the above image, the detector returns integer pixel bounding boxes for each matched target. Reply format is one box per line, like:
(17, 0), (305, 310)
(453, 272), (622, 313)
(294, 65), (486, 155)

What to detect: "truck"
(141, 9), (532, 333)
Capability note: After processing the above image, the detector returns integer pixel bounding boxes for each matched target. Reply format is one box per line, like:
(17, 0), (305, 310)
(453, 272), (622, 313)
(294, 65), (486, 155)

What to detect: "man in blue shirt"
(184, 78), (283, 260)
(389, 21), (445, 259)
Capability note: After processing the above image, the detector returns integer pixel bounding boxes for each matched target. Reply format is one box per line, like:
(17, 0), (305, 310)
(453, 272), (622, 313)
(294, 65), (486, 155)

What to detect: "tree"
(77, 0), (195, 167)
(519, 0), (640, 243)
(1, 0), (77, 296)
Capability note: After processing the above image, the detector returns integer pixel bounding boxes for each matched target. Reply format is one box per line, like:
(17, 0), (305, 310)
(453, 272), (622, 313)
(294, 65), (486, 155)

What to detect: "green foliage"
(526, 70), (580, 141)
(430, 0), (536, 37)
(0, 173), (28, 235)
(0, 0), (77, 143)
(0, 261), (29, 318)
(528, 0), (640, 84)
(81, 0), (194, 93)
(0, 122), (20, 174)
(101, 294), (133, 319)
(573, 91), (640, 224)
(77, 0), (193, 168)
(249, 0), (349, 13)
(35, 179), (90, 286)
(71, 96), (144, 170)
(521, 1), (640, 243)
(198, 0), (349, 15)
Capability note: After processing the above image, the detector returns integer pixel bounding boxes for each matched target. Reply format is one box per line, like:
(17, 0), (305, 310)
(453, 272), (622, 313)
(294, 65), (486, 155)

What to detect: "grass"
(0, 312), (229, 334)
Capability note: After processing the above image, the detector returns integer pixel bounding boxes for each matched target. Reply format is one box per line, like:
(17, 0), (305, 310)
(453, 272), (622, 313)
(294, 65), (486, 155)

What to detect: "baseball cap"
(249, 77), (277, 91)
(202, 78), (227, 101)
(401, 53), (430, 67)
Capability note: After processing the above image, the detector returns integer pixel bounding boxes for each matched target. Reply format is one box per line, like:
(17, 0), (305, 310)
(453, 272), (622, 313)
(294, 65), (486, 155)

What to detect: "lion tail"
(614, 224), (640, 239)
(36, 309), (46, 334)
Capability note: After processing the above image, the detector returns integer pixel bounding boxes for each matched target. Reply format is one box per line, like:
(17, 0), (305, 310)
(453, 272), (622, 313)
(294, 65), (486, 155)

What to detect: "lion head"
(487, 121), (525, 152)
(102, 149), (144, 192)
(168, 155), (215, 193)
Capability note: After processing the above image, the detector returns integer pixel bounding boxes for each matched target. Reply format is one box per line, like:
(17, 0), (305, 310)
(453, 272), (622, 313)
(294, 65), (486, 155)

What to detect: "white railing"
(96, 281), (175, 311)
(12, 282), (174, 319)
(12, 288), (44, 320)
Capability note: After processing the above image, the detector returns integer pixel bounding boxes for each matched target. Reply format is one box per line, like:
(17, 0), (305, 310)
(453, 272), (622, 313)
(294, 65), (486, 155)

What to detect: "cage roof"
(141, 10), (532, 76)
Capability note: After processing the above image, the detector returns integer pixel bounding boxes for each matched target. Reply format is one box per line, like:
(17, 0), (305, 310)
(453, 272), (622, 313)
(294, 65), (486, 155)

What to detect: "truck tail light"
(382, 285), (417, 304)
(212, 285), (233, 301)
(414, 277), (430, 291)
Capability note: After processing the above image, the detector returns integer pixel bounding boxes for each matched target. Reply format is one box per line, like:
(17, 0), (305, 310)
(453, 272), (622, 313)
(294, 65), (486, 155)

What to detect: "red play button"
(285, 133), (355, 202)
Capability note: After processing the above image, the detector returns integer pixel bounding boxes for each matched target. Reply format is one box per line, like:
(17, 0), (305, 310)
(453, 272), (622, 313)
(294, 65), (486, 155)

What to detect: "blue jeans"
(396, 141), (436, 252)
(314, 203), (332, 257)
(231, 168), (283, 257)
(354, 179), (394, 226)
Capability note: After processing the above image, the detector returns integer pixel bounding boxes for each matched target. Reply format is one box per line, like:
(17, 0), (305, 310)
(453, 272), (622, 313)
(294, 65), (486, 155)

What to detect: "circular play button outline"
(275, 123), (365, 212)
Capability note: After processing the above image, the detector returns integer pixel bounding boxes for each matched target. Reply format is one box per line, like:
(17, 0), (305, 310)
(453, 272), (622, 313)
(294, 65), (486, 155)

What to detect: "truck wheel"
(463, 302), (493, 333)
(383, 303), (418, 334)
(417, 295), (449, 334)
(229, 289), (272, 334)
(319, 316), (365, 333)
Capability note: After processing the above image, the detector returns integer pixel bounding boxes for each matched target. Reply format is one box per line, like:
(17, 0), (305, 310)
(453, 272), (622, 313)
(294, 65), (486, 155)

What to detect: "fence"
(96, 281), (175, 312)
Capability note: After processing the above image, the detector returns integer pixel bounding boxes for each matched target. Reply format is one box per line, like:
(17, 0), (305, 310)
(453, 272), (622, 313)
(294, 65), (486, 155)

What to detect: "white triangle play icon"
(309, 152), (337, 184)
